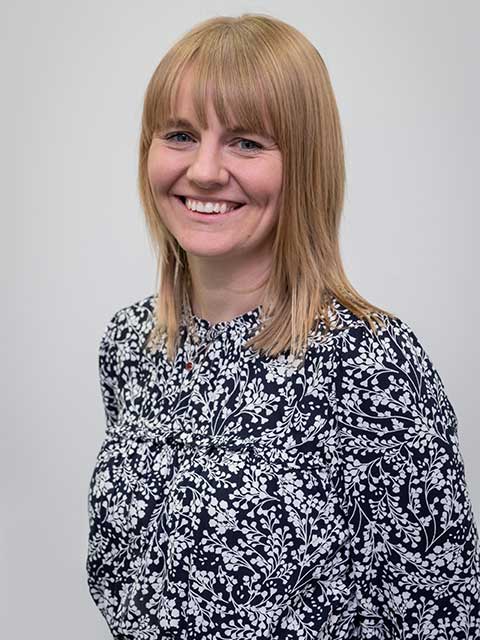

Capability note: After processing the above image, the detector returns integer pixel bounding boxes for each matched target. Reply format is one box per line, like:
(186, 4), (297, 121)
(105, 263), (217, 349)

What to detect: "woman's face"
(147, 68), (283, 268)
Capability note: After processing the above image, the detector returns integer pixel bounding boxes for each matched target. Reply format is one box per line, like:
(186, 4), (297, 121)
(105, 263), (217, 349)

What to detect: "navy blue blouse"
(86, 294), (480, 638)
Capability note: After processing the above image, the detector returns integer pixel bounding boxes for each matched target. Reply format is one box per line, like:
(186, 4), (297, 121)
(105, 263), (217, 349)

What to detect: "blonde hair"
(138, 13), (395, 361)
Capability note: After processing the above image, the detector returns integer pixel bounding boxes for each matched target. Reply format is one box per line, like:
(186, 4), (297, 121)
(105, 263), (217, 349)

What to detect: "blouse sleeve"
(336, 315), (480, 638)
(98, 311), (122, 434)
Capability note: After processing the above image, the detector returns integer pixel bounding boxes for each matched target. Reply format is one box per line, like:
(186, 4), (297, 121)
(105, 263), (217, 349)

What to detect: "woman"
(86, 13), (480, 639)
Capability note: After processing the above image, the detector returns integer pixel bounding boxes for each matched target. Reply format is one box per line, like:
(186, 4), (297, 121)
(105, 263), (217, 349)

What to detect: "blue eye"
(164, 132), (193, 144)
(237, 139), (263, 152)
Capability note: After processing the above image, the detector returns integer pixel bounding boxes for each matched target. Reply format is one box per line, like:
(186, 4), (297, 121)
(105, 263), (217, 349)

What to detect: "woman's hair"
(138, 13), (395, 361)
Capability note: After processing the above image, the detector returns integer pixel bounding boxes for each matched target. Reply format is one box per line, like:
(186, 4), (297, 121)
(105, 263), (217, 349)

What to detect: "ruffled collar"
(178, 294), (351, 346)
(181, 300), (263, 343)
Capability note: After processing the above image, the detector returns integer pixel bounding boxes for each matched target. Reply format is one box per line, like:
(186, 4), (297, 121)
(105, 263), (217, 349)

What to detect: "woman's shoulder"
(330, 297), (457, 428)
(330, 296), (427, 361)
(326, 297), (452, 404)
(100, 293), (157, 347)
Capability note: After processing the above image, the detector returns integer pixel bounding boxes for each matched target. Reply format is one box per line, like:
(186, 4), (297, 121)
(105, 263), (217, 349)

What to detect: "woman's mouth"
(174, 195), (246, 218)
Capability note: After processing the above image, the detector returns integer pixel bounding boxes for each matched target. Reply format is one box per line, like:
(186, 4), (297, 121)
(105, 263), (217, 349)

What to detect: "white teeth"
(184, 198), (238, 214)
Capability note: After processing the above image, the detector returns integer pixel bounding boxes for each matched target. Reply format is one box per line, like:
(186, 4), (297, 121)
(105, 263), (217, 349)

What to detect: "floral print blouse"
(86, 294), (480, 639)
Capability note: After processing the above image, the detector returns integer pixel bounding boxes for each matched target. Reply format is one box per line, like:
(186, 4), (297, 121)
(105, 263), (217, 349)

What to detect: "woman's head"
(139, 13), (391, 359)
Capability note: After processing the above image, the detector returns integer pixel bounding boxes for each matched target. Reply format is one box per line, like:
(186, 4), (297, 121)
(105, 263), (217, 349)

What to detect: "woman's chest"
(130, 339), (338, 450)
(89, 341), (352, 636)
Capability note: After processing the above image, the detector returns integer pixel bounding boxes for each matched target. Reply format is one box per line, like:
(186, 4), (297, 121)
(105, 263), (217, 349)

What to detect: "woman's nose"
(186, 141), (228, 187)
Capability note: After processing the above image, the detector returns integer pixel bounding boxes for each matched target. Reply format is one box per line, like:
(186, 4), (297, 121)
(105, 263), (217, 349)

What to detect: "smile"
(174, 195), (246, 218)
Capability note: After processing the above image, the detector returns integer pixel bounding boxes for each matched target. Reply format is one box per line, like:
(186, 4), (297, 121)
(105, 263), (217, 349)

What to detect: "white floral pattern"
(86, 294), (480, 639)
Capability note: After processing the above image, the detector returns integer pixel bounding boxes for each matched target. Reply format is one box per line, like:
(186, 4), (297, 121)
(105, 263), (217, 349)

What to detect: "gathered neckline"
(182, 302), (263, 341)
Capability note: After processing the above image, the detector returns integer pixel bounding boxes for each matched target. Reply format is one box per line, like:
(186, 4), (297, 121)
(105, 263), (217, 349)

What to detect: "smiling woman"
(86, 12), (480, 640)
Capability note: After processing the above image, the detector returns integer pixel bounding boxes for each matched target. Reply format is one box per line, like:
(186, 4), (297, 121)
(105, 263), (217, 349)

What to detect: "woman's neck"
(187, 254), (271, 325)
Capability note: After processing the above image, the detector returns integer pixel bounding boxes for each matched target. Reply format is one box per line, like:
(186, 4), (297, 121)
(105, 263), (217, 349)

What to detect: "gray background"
(2, 1), (479, 638)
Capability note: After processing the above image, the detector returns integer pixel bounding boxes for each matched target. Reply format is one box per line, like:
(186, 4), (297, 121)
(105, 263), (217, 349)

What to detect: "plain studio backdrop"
(2, 1), (479, 638)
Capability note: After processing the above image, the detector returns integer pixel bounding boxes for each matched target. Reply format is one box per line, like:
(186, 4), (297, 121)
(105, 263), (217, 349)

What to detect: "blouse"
(86, 293), (480, 639)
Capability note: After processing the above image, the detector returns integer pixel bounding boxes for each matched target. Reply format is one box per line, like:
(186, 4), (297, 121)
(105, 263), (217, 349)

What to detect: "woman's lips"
(174, 195), (245, 218)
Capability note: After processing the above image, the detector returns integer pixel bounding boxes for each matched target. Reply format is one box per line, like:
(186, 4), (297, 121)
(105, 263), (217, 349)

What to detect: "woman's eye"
(236, 138), (263, 152)
(164, 132), (193, 144)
